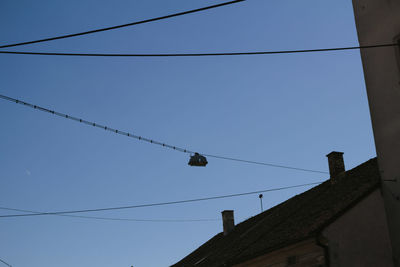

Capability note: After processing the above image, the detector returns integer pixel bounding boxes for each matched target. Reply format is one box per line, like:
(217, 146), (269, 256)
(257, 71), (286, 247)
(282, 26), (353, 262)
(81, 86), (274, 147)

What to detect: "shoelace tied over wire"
(0, 94), (328, 174)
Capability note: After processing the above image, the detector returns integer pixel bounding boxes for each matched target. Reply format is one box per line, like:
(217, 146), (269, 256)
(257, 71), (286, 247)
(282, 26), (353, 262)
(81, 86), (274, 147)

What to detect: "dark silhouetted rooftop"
(172, 157), (380, 267)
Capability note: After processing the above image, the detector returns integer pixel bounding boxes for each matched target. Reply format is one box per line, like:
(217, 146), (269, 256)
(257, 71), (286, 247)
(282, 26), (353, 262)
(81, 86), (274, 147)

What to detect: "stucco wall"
(322, 189), (393, 267)
(233, 239), (325, 267)
(352, 1), (400, 264)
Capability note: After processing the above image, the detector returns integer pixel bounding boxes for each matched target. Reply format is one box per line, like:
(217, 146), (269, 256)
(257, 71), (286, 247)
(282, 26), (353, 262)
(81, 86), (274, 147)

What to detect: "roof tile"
(172, 158), (380, 267)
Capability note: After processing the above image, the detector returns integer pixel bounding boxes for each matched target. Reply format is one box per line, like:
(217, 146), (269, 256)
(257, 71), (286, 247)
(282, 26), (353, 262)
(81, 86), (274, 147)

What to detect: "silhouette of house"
(172, 153), (393, 267)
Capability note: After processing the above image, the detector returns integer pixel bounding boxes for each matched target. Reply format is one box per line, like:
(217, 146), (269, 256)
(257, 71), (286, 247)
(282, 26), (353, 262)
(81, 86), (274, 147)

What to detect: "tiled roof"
(172, 158), (380, 267)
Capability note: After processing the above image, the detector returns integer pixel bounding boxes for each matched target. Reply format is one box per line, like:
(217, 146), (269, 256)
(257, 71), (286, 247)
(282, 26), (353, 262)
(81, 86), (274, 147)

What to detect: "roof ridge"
(173, 156), (380, 267)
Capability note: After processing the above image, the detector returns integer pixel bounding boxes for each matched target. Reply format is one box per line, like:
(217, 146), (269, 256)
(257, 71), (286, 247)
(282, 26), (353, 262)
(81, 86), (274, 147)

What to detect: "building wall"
(322, 189), (393, 267)
(352, 1), (400, 265)
(233, 239), (325, 267)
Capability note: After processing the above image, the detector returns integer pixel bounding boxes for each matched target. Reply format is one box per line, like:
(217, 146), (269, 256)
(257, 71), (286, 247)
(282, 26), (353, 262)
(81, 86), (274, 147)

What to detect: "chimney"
(326, 151), (345, 182)
(221, 210), (235, 236)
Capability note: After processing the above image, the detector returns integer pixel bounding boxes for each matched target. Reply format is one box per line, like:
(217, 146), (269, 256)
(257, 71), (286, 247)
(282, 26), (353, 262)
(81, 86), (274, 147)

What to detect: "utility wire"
(0, 94), (328, 174)
(0, 207), (218, 222)
(202, 154), (326, 173)
(0, 182), (323, 218)
(0, 258), (12, 267)
(0, 43), (398, 57)
(0, 94), (192, 153)
(0, 0), (244, 49)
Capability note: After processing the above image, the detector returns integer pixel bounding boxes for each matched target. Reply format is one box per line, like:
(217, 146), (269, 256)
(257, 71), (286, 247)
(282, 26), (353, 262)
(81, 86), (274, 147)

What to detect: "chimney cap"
(326, 151), (344, 157)
(221, 210), (234, 214)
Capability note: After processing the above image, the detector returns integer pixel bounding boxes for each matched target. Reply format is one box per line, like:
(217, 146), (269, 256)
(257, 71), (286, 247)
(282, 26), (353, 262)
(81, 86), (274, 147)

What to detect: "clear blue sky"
(0, 0), (376, 266)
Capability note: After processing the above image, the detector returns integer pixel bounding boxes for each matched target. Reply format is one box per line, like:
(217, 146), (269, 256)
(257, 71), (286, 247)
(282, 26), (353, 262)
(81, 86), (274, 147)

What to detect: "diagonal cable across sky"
(0, 0), (245, 49)
(0, 93), (328, 174)
(0, 182), (322, 218)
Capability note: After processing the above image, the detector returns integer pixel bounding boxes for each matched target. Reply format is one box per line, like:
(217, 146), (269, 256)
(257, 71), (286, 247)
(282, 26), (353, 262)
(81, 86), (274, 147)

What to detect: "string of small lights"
(0, 94), (328, 174)
(0, 182), (323, 218)
(0, 43), (398, 57)
(0, 94), (192, 153)
(0, 0), (245, 49)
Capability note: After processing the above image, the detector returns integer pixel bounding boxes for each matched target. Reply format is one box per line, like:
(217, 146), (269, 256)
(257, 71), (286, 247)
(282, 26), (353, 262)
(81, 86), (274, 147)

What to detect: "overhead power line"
(0, 94), (328, 174)
(0, 207), (218, 222)
(0, 258), (12, 267)
(0, 43), (398, 57)
(0, 182), (322, 218)
(0, 0), (244, 49)
(202, 154), (325, 173)
(0, 94), (192, 153)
